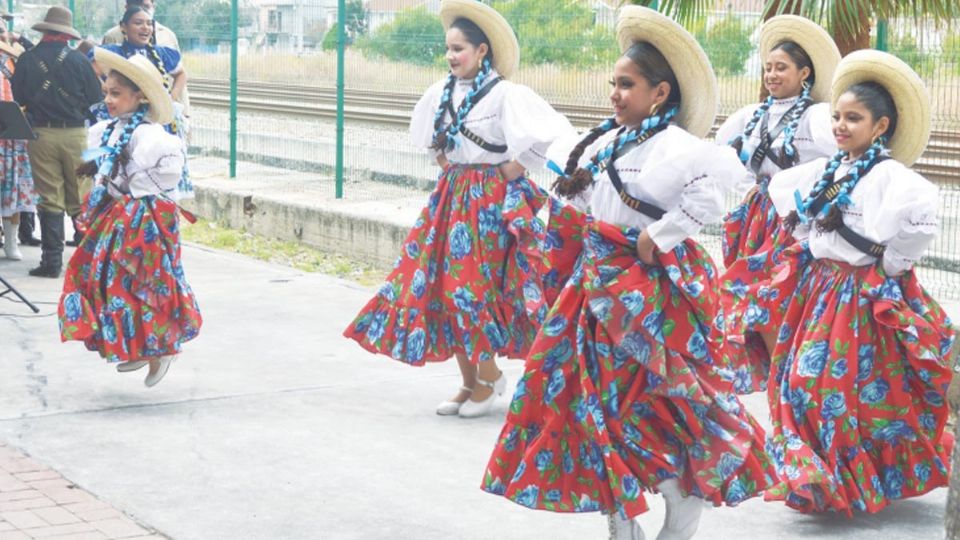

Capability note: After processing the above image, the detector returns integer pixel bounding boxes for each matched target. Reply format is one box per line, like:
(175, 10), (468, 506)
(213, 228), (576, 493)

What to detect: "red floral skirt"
(721, 178), (782, 268)
(481, 219), (774, 518)
(344, 164), (558, 365)
(58, 186), (202, 362)
(738, 244), (955, 514)
(717, 225), (798, 394)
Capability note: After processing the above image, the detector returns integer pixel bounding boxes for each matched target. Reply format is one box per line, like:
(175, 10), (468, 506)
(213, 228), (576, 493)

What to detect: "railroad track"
(189, 78), (960, 182)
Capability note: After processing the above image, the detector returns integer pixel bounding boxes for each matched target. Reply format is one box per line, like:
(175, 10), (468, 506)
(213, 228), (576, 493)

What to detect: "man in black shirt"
(11, 6), (102, 277)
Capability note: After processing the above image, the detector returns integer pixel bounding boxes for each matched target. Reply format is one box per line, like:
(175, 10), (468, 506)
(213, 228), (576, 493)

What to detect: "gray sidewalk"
(0, 159), (953, 540)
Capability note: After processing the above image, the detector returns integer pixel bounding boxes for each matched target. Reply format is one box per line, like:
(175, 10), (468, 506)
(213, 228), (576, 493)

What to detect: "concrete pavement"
(0, 234), (951, 539)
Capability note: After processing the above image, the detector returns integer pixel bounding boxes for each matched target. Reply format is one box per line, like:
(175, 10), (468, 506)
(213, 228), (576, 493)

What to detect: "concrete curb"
(182, 182), (411, 271)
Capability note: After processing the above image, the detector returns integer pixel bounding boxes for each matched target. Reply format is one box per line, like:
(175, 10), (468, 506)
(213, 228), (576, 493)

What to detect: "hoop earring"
(801, 80), (811, 91)
(872, 135), (886, 147)
(649, 103), (660, 117)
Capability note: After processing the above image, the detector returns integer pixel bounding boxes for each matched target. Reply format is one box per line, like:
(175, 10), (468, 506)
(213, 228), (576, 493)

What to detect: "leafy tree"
(492, 0), (617, 66)
(156, 0), (252, 44)
(320, 0), (366, 51)
(354, 8), (445, 66)
(695, 14), (752, 76)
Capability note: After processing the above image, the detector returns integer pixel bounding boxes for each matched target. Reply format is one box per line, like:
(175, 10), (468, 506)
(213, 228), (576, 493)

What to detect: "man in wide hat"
(11, 6), (102, 277)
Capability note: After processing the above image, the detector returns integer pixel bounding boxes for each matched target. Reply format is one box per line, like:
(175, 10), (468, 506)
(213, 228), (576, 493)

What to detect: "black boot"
(29, 211), (64, 278)
(18, 212), (41, 246)
(64, 216), (84, 247)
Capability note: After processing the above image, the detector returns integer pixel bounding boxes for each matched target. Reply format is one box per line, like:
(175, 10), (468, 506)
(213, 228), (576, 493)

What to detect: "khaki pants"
(27, 127), (90, 217)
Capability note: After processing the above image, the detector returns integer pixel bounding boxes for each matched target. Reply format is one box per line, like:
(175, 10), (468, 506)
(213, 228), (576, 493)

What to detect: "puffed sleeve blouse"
(715, 97), (836, 191)
(768, 156), (939, 276)
(88, 117), (186, 200)
(548, 124), (749, 252)
(409, 69), (575, 170)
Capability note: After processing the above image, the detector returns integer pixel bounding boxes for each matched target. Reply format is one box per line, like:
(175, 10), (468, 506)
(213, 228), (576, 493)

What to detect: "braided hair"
(430, 17), (495, 152)
(784, 81), (898, 233)
(552, 41), (680, 198)
(76, 103), (149, 181)
(773, 81), (813, 167)
(730, 40), (815, 167)
(431, 57), (493, 152)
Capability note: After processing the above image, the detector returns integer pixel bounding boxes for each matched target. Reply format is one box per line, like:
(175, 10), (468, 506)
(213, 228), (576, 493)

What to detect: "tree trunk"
(830, 6), (871, 57)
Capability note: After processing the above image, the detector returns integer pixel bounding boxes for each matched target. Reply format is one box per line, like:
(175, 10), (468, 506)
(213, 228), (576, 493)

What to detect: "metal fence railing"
(5, 1), (960, 299)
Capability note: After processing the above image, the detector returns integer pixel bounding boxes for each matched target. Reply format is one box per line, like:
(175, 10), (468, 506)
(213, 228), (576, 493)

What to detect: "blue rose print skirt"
(731, 242), (955, 514)
(482, 217), (774, 519)
(344, 163), (564, 365)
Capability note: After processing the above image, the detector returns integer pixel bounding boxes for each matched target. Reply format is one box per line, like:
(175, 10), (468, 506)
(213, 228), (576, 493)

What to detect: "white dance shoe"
(608, 513), (646, 540)
(144, 356), (175, 387)
(436, 386), (473, 416)
(458, 371), (506, 418)
(656, 479), (703, 540)
(116, 360), (148, 373)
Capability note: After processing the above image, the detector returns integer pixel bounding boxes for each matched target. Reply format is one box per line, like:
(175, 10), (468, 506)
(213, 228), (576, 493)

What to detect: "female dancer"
(100, 5), (191, 201)
(0, 39), (36, 260)
(58, 49), (201, 387)
(735, 50), (954, 513)
(716, 15), (840, 394)
(717, 15), (838, 268)
(344, 0), (574, 418)
(481, 7), (773, 539)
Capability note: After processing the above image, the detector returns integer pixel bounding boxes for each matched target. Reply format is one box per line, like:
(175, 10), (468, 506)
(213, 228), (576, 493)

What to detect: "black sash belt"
(445, 77), (507, 153)
(805, 156), (889, 258)
(604, 124), (668, 220)
(836, 225), (886, 257)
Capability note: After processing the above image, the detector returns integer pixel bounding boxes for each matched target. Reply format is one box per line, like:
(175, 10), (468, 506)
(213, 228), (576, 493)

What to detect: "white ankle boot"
(656, 479), (703, 540)
(608, 513), (646, 540)
(2, 218), (21, 260)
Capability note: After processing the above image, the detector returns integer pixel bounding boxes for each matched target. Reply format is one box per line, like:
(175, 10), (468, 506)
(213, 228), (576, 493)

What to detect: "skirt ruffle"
(748, 245), (955, 513)
(344, 164), (553, 365)
(481, 219), (774, 519)
(58, 186), (202, 362)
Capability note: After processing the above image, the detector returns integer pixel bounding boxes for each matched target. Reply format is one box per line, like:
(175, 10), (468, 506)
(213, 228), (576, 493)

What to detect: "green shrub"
(888, 32), (937, 78)
(355, 8), (446, 66)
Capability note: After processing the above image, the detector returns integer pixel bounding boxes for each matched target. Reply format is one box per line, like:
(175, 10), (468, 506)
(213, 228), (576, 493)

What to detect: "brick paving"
(0, 443), (166, 540)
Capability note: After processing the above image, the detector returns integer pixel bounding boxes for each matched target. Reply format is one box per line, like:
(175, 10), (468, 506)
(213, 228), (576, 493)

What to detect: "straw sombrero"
(94, 47), (174, 125)
(439, 0), (519, 78)
(616, 6), (717, 138)
(759, 15), (841, 103)
(831, 49), (930, 166)
(31, 6), (81, 40)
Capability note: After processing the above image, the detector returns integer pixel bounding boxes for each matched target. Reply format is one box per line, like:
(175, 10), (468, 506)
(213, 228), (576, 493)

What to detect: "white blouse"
(88, 118), (186, 200)
(768, 156), (939, 276)
(409, 69), (574, 170)
(546, 125), (749, 252)
(715, 97), (836, 191)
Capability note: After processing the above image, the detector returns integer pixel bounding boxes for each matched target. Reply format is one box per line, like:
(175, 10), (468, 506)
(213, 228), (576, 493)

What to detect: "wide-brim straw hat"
(439, 0), (519, 78)
(759, 15), (841, 103)
(616, 6), (717, 138)
(0, 41), (23, 58)
(31, 6), (81, 40)
(94, 47), (174, 125)
(831, 49), (930, 166)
